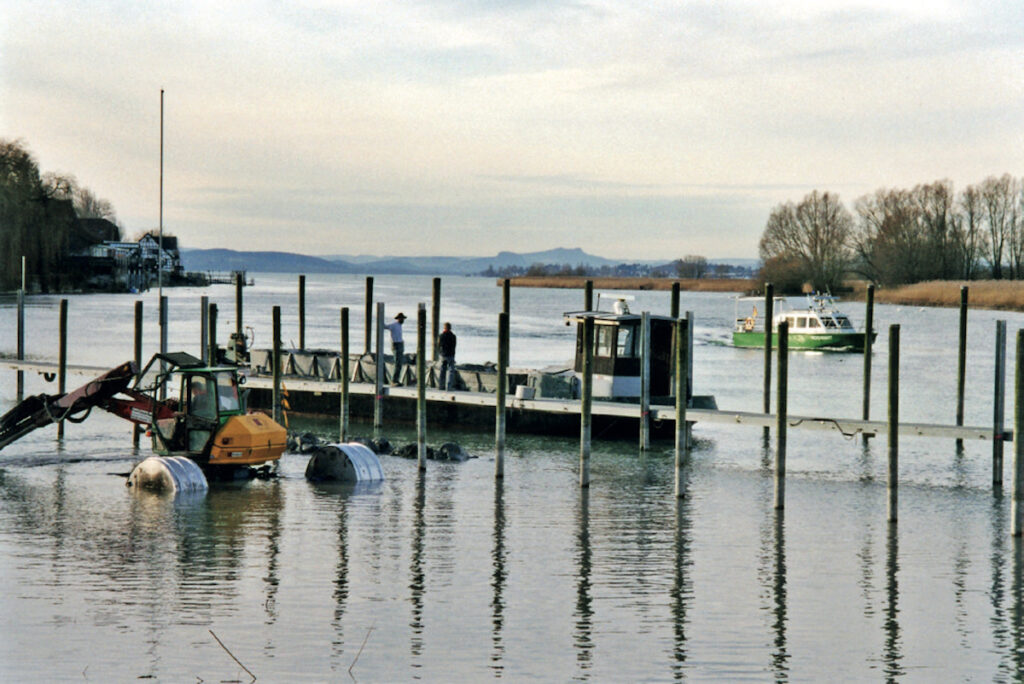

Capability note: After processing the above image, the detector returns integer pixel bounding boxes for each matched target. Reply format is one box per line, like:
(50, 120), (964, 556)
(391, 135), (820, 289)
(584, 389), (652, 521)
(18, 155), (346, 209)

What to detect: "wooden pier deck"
(2, 358), (1008, 443)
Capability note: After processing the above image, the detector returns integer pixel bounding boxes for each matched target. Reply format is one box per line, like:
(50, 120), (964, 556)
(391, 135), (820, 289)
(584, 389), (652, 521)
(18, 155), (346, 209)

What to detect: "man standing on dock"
(438, 322), (457, 390)
(386, 312), (407, 385)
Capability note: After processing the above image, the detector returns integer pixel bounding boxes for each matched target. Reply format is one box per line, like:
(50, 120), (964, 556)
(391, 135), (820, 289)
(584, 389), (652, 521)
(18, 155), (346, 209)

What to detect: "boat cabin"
(563, 305), (678, 399)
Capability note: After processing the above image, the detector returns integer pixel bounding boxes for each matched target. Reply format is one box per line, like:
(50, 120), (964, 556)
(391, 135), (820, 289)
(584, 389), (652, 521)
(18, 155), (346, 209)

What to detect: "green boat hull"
(733, 331), (871, 352)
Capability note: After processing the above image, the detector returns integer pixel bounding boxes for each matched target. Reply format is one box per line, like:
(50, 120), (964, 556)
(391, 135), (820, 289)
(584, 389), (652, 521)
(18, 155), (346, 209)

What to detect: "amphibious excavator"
(0, 352), (288, 476)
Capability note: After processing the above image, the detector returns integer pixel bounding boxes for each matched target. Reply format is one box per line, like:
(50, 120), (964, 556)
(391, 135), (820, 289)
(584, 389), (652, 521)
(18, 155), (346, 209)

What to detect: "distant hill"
(180, 249), (358, 274)
(181, 247), (756, 275)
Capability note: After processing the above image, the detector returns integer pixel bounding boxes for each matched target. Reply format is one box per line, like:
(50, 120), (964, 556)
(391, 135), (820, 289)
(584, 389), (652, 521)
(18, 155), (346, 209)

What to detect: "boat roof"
(563, 310), (677, 323)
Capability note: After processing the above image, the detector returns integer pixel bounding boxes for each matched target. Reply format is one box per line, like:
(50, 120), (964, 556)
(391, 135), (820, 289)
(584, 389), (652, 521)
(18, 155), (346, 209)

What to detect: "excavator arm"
(0, 361), (175, 450)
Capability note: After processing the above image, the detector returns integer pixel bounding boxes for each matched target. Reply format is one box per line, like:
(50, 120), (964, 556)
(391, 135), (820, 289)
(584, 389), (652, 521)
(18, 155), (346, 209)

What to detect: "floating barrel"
(305, 442), (385, 483)
(127, 456), (209, 494)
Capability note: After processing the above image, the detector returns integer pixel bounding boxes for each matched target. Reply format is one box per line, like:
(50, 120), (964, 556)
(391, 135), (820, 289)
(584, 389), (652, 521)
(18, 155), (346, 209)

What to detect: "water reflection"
(409, 471), (426, 664)
(758, 501), (789, 682)
(883, 524), (903, 680)
(670, 492), (693, 680)
(574, 488), (593, 676)
(490, 479), (507, 674)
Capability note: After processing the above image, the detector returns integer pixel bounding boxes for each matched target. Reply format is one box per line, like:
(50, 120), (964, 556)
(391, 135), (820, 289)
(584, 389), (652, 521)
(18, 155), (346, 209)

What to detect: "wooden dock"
(2, 358), (1007, 443)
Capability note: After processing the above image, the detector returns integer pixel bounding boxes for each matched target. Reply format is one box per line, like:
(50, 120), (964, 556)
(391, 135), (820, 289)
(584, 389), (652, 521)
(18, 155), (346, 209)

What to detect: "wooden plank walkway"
(3, 358), (1007, 443)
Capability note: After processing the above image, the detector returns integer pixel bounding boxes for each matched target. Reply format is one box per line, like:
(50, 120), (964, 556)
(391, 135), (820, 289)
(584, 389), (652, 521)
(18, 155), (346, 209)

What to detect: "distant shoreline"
(502, 276), (753, 292)
(847, 280), (1024, 312)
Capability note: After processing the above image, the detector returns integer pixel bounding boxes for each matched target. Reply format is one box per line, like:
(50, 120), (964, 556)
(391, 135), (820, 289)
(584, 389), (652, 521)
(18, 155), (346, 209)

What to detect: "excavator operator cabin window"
(216, 372), (241, 412)
(189, 376), (217, 419)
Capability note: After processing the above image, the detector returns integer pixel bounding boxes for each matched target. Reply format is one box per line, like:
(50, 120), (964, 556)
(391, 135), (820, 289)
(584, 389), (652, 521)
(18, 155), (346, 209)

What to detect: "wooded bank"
(503, 276), (753, 292)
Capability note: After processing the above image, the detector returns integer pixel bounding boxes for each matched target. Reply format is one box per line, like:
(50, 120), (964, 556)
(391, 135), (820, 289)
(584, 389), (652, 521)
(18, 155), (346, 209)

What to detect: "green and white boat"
(733, 292), (874, 352)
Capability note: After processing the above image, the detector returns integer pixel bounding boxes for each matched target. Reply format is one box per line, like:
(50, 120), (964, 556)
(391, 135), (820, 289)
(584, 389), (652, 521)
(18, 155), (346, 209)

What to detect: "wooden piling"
(16, 287), (24, 400)
(580, 317), (594, 488)
(200, 295), (209, 363)
(956, 286), (968, 449)
(340, 307), (349, 442)
(432, 277), (441, 362)
(502, 278), (510, 315)
(57, 299), (68, 440)
(674, 318), (689, 498)
(862, 284), (874, 445)
(763, 283), (774, 438)
(640, 311), (651, 451)
(774, 320), (788, 510)
(417, 304), (427, 470)
(364, 276), (374, 354)
(272, 306), (282, 425)
(888, 324), (900, 523)
(298, 274), (306, 350)
(496, 312), (509, 479)
(1013, 329), (1024, 537)
(671, 282), (680, 319)
(207, 303), (218, 365)
(584, 280), (594, 311)
(374, 301), (384, 431)
(133, 301), (143, 447)
(995, 320), (1007, 486)
(159, 295), (168, 356)
(235, 271), (244, 341)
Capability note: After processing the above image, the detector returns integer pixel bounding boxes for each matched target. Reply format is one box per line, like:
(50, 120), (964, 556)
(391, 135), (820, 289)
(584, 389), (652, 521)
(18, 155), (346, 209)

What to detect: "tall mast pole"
(158, 88), (164, 297)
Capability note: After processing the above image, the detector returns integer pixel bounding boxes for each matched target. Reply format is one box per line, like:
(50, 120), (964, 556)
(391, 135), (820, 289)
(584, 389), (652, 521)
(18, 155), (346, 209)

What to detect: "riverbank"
(503, 275), (753, 292)
(847, 280), (1024, 311)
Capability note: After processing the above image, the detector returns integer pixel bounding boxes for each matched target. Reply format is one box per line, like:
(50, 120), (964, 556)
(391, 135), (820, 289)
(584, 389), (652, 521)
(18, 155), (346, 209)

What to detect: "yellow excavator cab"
(208, 413), (287, 466)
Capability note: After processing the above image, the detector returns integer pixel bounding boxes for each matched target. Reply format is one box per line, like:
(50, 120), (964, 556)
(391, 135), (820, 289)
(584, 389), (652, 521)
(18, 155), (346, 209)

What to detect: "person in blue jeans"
(385, 312), (406, 385)
(438, 322), (457, 390)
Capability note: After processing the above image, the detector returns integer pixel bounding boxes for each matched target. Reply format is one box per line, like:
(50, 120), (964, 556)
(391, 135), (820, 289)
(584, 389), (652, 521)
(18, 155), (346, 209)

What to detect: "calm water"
(3, 274), (1024, 681)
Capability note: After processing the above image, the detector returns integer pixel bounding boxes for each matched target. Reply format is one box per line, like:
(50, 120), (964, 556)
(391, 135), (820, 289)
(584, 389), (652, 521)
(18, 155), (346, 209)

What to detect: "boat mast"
(158, 88), (164, 297)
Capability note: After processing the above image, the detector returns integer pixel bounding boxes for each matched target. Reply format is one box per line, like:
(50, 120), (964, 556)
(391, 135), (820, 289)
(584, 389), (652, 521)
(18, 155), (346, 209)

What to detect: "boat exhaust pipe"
(305, 443), (385, 483)
(127, 456), (209, 495)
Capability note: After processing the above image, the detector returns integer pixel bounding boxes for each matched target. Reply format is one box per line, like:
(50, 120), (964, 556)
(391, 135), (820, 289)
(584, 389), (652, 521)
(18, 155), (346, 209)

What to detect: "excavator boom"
(0, 362), (138, 450)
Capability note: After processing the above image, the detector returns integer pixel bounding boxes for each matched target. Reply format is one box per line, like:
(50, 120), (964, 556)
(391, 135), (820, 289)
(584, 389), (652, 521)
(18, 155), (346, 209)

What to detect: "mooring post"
(57, 299), (68, 440)
(584, 280), (594, 311)
(956, 286), (969, 450)
(674, 318), (689, 498)
(432, 277), (441, 362)
(133, 300), (143, 447)
(200, 295), (209, 363)
(763, 283), (774, 439)
(159, 295), (168, 356)
(1013, 329), (1024, 536)
(640, 311), (651, 451)
(995, 320), (1007, 486)
(417, 304), (427, 471)
(235, 271), (244, 342)
(298, 274), (306, 351)
(272, 306), (282, 425)
(774, 320), (788, 510)
(340, 307), (350, 442)
(862, 284), (874, 445)
(502, 278), (510, 315)
(888, 324), (900, 523)
(496, 311), (509, 479)
(374, 301), (384, 432)
(580, 317), (594, 488)
(207, 303), (218, 365)
(671, 282), (680, 319)
(16, 284), (24, 401)
(364, 276), (374, 355)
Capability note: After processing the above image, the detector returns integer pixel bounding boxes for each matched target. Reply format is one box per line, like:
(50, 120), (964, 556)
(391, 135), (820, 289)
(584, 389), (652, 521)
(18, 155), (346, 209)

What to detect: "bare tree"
(675, 254), (708, 278)
(956, 183), (987, 280)
(759, 190), (853, 292)
(981, 174), (1015, 279)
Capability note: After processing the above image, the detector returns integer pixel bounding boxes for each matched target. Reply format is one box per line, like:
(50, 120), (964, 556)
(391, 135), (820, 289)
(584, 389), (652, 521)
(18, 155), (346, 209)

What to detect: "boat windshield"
(835, 316), (854, 330)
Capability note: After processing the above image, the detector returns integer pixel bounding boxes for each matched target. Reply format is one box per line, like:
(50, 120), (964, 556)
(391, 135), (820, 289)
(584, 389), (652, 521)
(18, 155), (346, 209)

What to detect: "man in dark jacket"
(438, 322), (457, 390)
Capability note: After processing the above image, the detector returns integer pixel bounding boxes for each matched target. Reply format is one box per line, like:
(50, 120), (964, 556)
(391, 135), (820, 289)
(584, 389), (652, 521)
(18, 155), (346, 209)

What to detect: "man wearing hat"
(385, 312), (407, 385)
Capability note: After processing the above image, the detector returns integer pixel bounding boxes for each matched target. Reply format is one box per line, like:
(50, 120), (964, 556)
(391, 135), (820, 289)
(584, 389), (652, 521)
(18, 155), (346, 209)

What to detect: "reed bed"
(847, 280), (1024, 311)
(504, 276), (753, 292)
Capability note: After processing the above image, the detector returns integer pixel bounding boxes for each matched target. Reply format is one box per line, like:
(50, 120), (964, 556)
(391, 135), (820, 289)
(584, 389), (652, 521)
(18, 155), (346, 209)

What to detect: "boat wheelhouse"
(733, 292), (873, 352)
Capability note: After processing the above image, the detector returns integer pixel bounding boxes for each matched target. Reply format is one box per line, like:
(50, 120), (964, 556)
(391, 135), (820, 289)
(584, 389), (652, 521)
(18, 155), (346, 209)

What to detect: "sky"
(1, 1), (1022, 261)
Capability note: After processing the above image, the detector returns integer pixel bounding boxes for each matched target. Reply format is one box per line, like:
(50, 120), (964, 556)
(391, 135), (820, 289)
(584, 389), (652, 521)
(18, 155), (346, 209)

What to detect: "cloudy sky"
(2, 1), (1021, 260)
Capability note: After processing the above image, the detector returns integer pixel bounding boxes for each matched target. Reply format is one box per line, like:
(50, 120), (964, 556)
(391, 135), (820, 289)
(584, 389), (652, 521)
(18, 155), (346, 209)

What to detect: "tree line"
(481, 255), (751, 279)
(758, 174), (1023, 292)
(0, 138), (119, 291)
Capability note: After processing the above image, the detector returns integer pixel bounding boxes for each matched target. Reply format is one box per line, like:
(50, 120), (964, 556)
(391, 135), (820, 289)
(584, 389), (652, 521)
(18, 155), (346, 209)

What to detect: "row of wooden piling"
(12, 276), (1024, 535)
